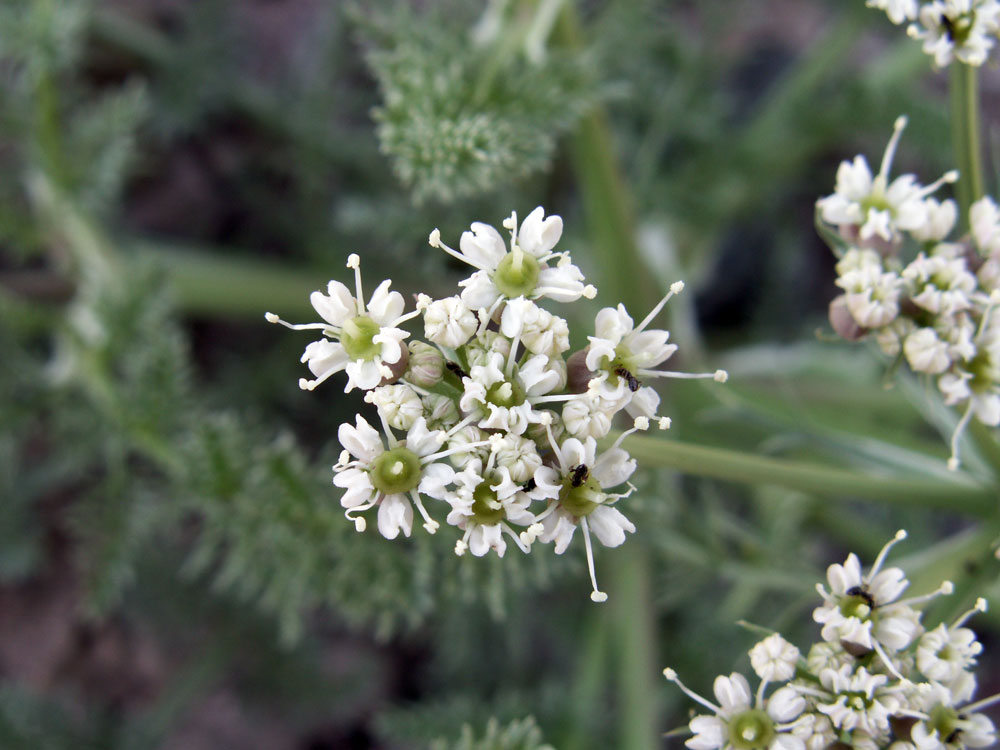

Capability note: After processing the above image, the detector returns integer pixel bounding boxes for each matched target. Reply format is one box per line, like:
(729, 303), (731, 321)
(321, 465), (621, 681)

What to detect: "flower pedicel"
(267, 207), (728, 601)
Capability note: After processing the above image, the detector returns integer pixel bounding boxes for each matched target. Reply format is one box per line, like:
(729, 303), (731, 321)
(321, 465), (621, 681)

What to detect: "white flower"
(908, 0), (1000, 68)
(266, 254), (419, 392)
(904, 327), (952, 374)
(459, 350), (564, 435)
(911, 198), (958, 243)
(333, 415), (480, 538)
(428, 207), (596, 317)
(493, 433), (543, 483)
(876, 318), (917, 357)
(561, 390), (623, 439)
(817, 116), (957, 244)
(814, 530), (939, 662)
(500, 297), (570, 356)
(585, 282), (726, 405)
(816, 665), (896, 736)
(907, 679), (998, 750)
(788, 713), (836, 750)
(867, 0), (919, 24)
(903, 252), (976, 316)
(533, 421), (643, 601)
(836, 264), (903, 329)
(663, 669), (806, 750)
(971, 196), (1000, 255)
(447, 454), (550, 558)
(366, 383), (423, 430)
(749, 634), (800, 683)
(938, 315), (1000, 468)
(916, 598), (987, 683)
(421, 295), (478, 348)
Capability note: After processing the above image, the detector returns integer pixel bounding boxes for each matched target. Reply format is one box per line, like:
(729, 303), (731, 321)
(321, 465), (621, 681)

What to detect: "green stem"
(610, 546), (659, 750)
(553, 9), (659, 312)
(622, 433), (997, 517)
(950, 62), (985, 228)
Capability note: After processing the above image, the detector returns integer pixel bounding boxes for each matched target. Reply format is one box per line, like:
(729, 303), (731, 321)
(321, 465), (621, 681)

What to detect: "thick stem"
(622, 433), (997, 517)
(950, 62), (985, 229)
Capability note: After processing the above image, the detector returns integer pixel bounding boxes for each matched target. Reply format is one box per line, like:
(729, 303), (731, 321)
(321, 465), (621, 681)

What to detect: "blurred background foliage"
(0, 0), (998, 748)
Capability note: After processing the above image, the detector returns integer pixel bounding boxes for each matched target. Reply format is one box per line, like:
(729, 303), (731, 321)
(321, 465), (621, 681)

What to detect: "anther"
(428, 228), (441, 247)
(714, 369), (729, 382)
(346, 253), (361, 269)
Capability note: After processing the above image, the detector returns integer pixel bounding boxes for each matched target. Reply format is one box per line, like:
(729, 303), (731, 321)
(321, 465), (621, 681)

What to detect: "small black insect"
(846, 585), (876, 609)
(941, 15), (956, 41)
(614, 365), (640, 392)
(445, 360), (469, 380)
(569, 464), (589, 487)
(522, 477), (536, 492)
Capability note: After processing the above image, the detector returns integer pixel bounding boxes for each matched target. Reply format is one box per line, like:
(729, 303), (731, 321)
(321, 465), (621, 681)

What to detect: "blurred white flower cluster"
(817, 116), (1000, 470)
(666, 531), (998, 750)
(267, 207), (727, 602)
(868, 0), (1000, 67)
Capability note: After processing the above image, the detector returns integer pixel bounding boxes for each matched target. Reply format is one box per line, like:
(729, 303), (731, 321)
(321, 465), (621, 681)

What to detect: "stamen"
(963, 691), (1000, 714)
(878, 116), (908, 182)
(916, 170), (960, 199)
(871, 638), (906, 681)
(392, 308), (423, 327)
(347, 254), (365, 312)
(600, 417), (649, 458)
(422, 439), (494, 463)
(581, 517), (607, 602)
(953, 597), (988, 628)
(265, 313), (332, 332)
(634, 281), (684, 335)
(637, 368), (726, 381)
(895, 580), (954, 608)
(540, 412), (567, 471)
(299, 366), (341, 391)
(475, 297), (505, 337)
(756, 678), (769, 708)
(455, 528), (472, 556)
(409, 491), (440, 534)
(502, 211), (518, 241)
(868, 529), (907, 579)
(948, 403), (975, 472)
(375, 409), (399, 448)
(502, 522), (530, 553)
(662, 668), (722, 714)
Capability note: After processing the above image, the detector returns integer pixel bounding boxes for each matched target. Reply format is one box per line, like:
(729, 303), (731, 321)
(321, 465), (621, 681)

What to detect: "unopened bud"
(566, 348), (594, 393)
(829, 295), (868, 341)
(406, 341), (445, 388)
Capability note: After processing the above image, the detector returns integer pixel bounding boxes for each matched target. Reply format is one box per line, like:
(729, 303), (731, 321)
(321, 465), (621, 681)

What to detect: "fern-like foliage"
(357, 2), (597, 203)
(432, 717), (554, 750)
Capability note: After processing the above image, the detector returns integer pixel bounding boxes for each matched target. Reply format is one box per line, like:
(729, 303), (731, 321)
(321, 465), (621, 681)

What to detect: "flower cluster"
(817, 116), (1000, 470)
(867, 0), (1000, 67)
(666, 531), (998, 750)
(267, 207), (727, 601)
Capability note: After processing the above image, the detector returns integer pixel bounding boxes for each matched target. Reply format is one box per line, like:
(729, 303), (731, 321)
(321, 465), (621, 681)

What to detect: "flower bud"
(406, 341), (445, 388)
(566, 348), (593, 393)
(828, 295), (867, 341)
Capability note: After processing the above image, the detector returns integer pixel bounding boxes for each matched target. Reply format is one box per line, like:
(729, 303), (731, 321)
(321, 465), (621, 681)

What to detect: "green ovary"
(839, 594), (872, 620)
(486, 378), (526, 408)
(727, 710), (776, 750)
(370, 447), (422, 495)
(471, 480), (505, 525)
(929, 704), (960, 741)
(340, 315), (382, 360)
(493, 250), (541, 298)
(558, 474), (603, 518)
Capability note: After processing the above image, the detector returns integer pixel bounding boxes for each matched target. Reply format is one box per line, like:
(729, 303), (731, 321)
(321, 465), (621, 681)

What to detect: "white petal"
(460, 222), (508, 269)
(338, 415), (382, 463)
(587, 505), (635, 548)
(311, 281), (356, 325)
(518, 206), (563, 257)
(366, 279), (405, 324)
(377, 494), (412, 539)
